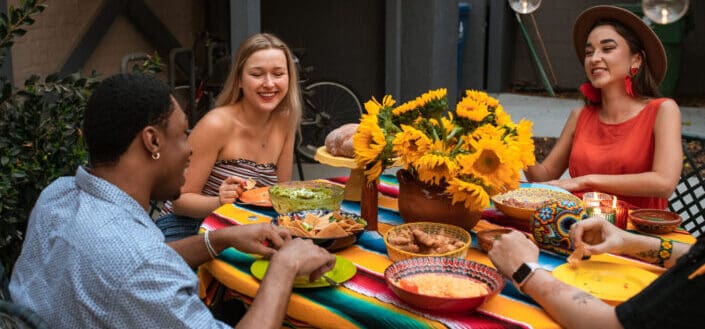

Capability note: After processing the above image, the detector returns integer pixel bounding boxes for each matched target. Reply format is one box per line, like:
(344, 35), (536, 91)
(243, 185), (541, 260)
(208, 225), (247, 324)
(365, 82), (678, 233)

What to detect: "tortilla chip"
(303, 213), (321, 228)
(290, 220), (314, 238)
(568, 246), (590, 269)
(278, 215), (292, 227)
(348, 223), (365, 232)
(288, 225), (310, 238)
(316, 221), (348, 238)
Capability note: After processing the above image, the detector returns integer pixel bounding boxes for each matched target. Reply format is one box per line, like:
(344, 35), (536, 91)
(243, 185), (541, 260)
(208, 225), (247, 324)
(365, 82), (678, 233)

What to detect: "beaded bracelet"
(656, 237), (673, 267)
(204, 230), (218, 259)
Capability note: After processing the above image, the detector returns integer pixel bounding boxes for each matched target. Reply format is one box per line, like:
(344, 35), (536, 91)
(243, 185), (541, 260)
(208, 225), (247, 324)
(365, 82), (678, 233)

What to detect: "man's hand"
(215, 223), (292, 257)
(569, 217), (627, 255)
(488, 230), (539, 277)
(271, 238), (336, 282)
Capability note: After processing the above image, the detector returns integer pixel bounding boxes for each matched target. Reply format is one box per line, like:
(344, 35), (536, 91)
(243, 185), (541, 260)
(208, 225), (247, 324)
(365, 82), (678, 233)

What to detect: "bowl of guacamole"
(268, 181), (344, 214)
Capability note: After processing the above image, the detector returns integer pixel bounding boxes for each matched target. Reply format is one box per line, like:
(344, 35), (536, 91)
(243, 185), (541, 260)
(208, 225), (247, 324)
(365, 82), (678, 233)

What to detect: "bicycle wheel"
(298, 81), (363, 160)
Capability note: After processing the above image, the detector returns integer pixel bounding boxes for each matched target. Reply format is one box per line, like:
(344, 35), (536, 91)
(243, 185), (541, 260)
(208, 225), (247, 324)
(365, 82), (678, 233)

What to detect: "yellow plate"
(553, 261), (658, 305)
(314, 146), (358, 169)
(492, 188), (581, 221)
(314, 146), (402, 169)
(250, 255), (356, 288)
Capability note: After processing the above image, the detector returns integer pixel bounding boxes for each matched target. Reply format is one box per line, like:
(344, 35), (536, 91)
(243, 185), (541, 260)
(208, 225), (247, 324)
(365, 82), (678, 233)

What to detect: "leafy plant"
(0, 0), (99, 272)
(130, 51), (164, 75)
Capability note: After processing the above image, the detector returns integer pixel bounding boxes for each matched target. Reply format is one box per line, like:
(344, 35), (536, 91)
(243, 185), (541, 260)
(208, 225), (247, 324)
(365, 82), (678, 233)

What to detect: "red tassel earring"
(625, 67), (638, 97)
(579, 82), (601, 103)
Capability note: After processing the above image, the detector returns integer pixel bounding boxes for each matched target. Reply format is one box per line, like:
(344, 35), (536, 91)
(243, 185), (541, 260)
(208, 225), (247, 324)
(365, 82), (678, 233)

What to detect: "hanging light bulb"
(642, 0), (689, 25)
(508, 0), (541, 14)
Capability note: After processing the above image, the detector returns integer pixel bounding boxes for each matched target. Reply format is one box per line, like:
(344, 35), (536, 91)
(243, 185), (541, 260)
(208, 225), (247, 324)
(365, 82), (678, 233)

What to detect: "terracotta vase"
(396, 169), (481, 230)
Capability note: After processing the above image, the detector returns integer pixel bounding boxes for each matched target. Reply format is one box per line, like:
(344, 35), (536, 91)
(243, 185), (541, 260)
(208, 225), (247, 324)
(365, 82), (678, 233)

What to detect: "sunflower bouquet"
(353, 88), (535, 211)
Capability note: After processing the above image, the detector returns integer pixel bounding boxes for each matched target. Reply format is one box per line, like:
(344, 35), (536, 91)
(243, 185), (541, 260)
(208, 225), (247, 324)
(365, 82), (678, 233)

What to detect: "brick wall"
(9, 0), (203, 85)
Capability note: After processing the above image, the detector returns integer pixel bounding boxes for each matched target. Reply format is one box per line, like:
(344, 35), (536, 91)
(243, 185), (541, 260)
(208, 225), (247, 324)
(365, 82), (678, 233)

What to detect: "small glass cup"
(614, 200), (630, 230)
(582, 192), (617, 224)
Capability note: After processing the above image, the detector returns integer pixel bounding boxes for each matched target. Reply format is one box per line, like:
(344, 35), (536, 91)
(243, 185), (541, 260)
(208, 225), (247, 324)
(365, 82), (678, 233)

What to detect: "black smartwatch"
(512, 262), (544, 293)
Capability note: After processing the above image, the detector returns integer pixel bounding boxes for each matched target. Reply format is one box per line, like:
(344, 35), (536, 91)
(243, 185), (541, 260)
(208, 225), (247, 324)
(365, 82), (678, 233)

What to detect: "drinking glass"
(582, 192), (617, 224)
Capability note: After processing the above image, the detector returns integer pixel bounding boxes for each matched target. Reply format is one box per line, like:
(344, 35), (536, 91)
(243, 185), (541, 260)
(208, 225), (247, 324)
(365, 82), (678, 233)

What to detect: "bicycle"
(294, 51), (363, 164)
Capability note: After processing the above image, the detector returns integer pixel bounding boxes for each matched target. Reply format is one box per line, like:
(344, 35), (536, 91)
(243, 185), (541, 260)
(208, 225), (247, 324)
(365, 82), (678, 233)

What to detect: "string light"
(642, 0), (689, 25)
(507, 0), (541, 15)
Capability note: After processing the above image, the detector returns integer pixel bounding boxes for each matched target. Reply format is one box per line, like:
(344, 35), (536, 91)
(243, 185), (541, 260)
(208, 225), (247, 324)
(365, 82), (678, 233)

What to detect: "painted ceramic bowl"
(492, 188), (583, 221)
(629, 209), (682, 234)
(384, 257), (504, 313)
(531, 199), (587, 256)
(268, 181), (344, 214)
(273, 209), (367, 251)
(476, 228), (513, 252)
(384, 222), (471, 262)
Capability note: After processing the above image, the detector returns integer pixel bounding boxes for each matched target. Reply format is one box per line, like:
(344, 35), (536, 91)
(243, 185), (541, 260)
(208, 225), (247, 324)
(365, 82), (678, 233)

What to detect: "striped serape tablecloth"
(198, 176), (695, 329)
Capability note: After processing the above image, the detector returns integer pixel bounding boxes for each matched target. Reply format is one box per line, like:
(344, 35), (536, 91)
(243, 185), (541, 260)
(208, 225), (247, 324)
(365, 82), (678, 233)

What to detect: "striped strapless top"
(161, 159), (277, 215)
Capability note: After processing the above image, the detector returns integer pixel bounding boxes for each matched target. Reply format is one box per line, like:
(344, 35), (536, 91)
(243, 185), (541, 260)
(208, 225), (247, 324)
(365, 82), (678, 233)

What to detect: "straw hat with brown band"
(573, 5), (667, 84)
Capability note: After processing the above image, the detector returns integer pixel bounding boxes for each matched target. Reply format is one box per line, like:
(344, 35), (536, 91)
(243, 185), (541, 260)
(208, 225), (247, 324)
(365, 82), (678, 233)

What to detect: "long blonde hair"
(215, 33), (301, 130)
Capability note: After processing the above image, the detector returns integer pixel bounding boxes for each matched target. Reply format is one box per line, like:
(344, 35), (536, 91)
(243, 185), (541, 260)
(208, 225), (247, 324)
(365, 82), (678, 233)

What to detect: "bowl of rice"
(384, 257), (504, 313)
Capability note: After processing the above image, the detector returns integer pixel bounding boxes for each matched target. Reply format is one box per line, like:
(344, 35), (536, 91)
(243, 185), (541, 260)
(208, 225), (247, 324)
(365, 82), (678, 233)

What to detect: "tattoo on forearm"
(572, 291), (596, 306)
(636, 249), (659, 260)
(545, 280), (568, 297)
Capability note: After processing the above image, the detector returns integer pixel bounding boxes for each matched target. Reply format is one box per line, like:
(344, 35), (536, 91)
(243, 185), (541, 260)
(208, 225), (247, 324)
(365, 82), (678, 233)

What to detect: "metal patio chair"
(669, 133), (705, 237)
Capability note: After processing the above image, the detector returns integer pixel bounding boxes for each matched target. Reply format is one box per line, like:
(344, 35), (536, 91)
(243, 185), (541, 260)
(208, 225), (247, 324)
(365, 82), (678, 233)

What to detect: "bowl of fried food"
(384, 222), (471, 262)
(269, 181), (345, 214)
(384, 257), (505, 313)
(492, 188), (582, 221)
(274, 209), (367, 251)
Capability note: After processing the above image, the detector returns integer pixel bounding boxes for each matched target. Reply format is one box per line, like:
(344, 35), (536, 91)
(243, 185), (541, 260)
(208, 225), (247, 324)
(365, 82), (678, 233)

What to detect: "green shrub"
(0, 0), (99, 272)
(0, 1), (165, 273)
(0, 74), (98, 269)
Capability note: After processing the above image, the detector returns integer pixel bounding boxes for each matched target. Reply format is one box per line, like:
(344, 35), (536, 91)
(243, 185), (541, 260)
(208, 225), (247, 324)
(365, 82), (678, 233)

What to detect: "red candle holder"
(614, 200), (629, 230)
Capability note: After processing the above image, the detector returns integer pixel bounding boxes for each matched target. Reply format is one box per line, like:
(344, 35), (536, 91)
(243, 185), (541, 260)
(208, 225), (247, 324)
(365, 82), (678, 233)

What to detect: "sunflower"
(392, 125), (432, 165)
(456, 95), (490, 122)
(392, 99), (419, 116)
(515, 119), (536, 166)
(494, 105), (513, 126)
(462, 136), (514, 190)
(353, 88), (535, 212)
(446, 178), (490, 210)
(353, 115), (387, 168)
(415, 88), (447, 118)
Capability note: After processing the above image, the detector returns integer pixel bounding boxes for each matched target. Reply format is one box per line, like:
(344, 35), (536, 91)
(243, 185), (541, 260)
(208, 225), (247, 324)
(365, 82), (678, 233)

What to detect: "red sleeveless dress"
(569, 98), (668, 209)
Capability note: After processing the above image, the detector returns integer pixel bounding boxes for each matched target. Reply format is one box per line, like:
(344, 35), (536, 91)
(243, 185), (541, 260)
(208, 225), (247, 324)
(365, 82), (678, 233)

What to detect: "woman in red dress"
(525, 5), (682, 209)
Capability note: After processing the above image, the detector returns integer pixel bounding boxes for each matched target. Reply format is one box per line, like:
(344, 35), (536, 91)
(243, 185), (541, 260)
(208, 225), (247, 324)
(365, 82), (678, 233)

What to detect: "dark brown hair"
(582, 20), (661, 105)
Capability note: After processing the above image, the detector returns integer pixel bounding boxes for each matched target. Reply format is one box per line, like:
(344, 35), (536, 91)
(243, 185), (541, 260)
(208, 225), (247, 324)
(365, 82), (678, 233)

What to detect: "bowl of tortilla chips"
(274, 209), (367, 251)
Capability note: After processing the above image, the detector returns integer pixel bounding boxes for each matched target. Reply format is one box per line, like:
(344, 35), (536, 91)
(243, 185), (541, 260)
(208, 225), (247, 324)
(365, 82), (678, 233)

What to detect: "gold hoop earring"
(152, 152), (160, 160)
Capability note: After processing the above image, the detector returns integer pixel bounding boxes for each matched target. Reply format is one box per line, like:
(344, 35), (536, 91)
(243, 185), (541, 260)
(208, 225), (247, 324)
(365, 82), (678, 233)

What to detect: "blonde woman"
(157, 33), (302, 241)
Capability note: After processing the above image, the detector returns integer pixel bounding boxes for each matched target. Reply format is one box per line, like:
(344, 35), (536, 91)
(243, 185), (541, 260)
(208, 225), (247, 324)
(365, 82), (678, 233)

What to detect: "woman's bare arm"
(525, 107), (581, 182)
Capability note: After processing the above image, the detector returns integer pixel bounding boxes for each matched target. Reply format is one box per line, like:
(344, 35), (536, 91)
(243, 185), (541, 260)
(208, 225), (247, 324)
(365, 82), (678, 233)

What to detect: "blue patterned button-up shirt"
(10, 167), (230, 328)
